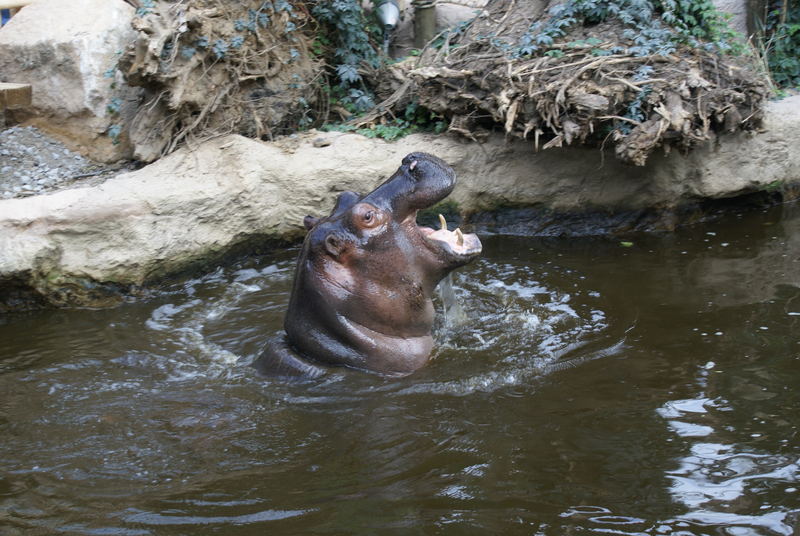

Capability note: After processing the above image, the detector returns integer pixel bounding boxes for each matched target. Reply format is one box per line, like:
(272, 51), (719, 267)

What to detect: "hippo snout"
(403, 152), (455, 186)
(385, 152), (456, 215)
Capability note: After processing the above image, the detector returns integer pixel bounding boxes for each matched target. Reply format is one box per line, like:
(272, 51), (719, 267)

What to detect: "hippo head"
(283, 152), (481, 376)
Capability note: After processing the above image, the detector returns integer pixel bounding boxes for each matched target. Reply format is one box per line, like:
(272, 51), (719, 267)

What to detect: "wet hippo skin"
(253, 152), (482, 378)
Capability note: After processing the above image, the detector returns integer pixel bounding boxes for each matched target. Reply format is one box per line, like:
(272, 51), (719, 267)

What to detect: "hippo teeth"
(435, 215), (464, 246)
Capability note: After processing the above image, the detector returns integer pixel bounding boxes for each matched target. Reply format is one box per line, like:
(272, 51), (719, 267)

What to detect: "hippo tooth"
(438, 213), (447, 231)
(455, 228), (464, 246)
(409, 159), (417, 170)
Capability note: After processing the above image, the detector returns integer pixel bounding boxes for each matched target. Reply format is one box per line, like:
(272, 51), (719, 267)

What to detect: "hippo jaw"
(376, 152), (482, 278)
(414, 214), (482, 271)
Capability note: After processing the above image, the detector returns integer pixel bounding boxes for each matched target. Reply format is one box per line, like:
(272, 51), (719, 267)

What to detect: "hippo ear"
(304, 216), (320, 230)
(324, 233), (344, 258)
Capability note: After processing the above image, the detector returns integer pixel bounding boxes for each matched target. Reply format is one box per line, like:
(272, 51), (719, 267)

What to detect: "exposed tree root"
(364, 0), (769, 165)
(119, 0), (320, 161)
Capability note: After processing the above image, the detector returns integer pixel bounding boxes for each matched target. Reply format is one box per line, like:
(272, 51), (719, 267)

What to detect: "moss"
(417, 200), (462, 227)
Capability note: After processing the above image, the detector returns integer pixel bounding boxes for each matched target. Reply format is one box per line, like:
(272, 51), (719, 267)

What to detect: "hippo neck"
(334, 314), (434, 375)
(316, 261), (436, 336)
(285, 298), (434, 376)
(284, 268), (436, 375)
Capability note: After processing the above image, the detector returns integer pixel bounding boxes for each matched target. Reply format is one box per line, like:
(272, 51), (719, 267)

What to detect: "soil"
(119, 0), (320, 162)
(0, 126), (131, 199)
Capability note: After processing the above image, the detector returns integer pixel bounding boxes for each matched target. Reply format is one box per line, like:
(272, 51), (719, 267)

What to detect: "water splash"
(437, 272), (469, 329)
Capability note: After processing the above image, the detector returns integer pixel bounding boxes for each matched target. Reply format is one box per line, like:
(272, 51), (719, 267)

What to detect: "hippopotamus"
(253, 152), (482, 378)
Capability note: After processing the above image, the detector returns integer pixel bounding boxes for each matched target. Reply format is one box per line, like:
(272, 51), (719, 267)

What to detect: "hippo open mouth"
(417, 213), (482, 263)
(254, 152), (483, 378)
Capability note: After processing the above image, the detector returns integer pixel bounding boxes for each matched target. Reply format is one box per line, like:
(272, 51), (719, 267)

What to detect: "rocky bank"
(1, 94), (799, 311)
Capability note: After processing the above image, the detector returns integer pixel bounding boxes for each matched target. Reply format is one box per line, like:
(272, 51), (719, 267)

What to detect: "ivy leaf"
(212, 39), (228, 59)
(336, 64), (361, 84)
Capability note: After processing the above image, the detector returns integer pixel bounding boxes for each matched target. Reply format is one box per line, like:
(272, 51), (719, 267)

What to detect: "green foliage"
(323, 101), (447, 141)
(310, 0), (382, 112)
(358, 121), (413, 141)
(177, 3), (292, 65)
(212, 39), (229, 59)
(234, 5), (271, 33)
(618, 85), (652, 134)
(136, 0), (155, 17)
(515, 0), (742, 58)
(104, 51), (125, 143)
(765, 2), (800, 88)
(106, 97), (123, 115)
(107, 124), (122, 145)
(765, 179), (784, 192)
(417, 200), (461, 226)
(660, 0), (741, 50)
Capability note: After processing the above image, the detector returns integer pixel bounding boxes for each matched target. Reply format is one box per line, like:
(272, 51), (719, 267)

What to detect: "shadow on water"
(0, 202), (799, 534)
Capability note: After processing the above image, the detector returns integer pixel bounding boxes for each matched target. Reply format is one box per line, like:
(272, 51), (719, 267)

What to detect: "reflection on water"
(657, 366), (799, 535)
(0, 202), (799, 534)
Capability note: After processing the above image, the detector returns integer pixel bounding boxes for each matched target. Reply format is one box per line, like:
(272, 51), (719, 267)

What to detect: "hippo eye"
(353, 203), (383, 230)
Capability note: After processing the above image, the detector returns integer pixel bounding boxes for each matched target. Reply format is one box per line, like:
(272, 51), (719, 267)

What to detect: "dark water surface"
(1, 202), (799, 535)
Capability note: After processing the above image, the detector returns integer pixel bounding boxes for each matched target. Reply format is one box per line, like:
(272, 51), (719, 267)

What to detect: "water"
(1, 202), (799, 535)
(437, 273), (469, 330)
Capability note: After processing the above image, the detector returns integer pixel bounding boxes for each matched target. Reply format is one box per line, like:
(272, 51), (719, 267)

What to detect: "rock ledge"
(1, 95), (799, 310)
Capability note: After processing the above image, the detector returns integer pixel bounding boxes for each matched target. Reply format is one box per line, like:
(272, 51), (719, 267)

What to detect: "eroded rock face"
(0, 96), (798, 310)
(0, 0), (140, 162)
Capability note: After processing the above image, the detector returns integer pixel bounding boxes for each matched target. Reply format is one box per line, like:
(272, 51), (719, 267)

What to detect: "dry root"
(366, 1), (768, 165)
(120, 0), (321, 161)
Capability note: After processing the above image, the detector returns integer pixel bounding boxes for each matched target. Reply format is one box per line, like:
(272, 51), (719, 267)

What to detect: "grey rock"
(0, 0), (139, 162)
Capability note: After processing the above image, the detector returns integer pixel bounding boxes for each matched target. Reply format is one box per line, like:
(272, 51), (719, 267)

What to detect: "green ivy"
(310, 0), (382, 112)
(617, 85), (652, 134)
(106, 124), (122, 145)
(323, 101), (447, 141)
(765, 2), (800, 89)
(515, 0), (743, 58)
(136, 0), (155, 17)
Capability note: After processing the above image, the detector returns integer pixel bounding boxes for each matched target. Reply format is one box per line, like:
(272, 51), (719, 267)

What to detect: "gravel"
(0, 126), (132, 199)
